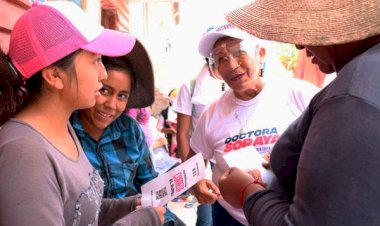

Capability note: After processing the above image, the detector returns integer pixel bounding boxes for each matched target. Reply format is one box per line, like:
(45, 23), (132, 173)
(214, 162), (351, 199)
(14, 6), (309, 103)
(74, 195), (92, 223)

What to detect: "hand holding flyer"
(141, 153), (205, 207)
(223, 146), (277, 188)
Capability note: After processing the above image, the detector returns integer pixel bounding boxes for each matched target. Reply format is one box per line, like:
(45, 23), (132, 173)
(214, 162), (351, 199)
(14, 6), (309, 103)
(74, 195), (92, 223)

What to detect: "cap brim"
(198, 27), (250, 57)
(82, 29), (136, 57)
(198, 33), (226, 57)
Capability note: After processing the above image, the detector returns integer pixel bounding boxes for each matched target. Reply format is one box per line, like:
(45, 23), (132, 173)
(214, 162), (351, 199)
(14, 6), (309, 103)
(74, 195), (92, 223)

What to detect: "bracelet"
(239, 180), (265, 206)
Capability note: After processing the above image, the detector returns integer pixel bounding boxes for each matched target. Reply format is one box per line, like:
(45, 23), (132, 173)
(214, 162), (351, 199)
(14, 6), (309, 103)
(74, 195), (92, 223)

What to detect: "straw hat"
(226, 0), (380, 46)
(103, 39), (155, 108)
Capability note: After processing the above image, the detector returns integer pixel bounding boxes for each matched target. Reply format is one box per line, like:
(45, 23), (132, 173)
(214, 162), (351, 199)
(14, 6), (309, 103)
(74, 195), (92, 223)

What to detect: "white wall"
(128, 0), (291, 94)
(150, 0), (254, 94)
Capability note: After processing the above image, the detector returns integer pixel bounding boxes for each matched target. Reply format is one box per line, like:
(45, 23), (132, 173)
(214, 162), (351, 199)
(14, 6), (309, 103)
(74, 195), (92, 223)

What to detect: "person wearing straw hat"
(0, 1), (164, 225)
(71, 40), (185, 226)
(185, 23), (319, 225)
(219, 1), (380, 225)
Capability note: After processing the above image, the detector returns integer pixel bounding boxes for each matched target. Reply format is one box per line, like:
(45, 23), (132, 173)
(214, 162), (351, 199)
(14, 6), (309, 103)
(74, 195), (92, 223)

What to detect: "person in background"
(173, 58), (225, 161)
(70, 40), (184, 226)
(172, 57), (225, 226)
(0, 1), (163, 225)
(150, 88), (173, 152)
(160, 88), (178, 156)
(219, 0), (380, 225)
(126, 107), (154, 148)
(186, 23), (320, 225)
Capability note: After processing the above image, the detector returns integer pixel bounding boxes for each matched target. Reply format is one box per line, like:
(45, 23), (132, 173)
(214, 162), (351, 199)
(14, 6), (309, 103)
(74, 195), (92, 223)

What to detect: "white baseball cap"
(198, 23), (257, 57)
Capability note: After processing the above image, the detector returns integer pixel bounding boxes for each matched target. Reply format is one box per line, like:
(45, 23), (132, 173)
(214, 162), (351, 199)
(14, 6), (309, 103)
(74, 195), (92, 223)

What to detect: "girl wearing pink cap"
(0, 1), (163, 225)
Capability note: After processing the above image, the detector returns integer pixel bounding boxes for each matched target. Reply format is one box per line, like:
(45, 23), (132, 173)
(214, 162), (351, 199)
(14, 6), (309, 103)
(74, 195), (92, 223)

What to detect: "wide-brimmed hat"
(103, 39), (154, 108)
(226, 0), (380, 46)
(9, 1), (135, 79)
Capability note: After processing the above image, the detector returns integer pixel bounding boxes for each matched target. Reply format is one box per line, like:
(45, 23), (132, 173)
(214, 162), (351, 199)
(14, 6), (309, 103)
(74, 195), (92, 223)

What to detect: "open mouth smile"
(230, 73), (245, 82)
(95, 111), (114, 121)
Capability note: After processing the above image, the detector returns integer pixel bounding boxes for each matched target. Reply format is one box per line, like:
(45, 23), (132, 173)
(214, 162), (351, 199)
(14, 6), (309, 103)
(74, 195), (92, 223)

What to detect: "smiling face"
(211, 37), (263, 99)
(79, 68), (133, 139)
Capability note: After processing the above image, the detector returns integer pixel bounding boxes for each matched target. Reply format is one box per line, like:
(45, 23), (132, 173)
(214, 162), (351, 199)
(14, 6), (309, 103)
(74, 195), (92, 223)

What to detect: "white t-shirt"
(190, 76), (319, 225)
(172, 64), (225, 132)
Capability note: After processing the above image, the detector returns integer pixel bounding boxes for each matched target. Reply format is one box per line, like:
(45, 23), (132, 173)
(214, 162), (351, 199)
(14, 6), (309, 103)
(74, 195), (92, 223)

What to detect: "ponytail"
(0, 48), (81, 126)
(0, 48), (27, 125)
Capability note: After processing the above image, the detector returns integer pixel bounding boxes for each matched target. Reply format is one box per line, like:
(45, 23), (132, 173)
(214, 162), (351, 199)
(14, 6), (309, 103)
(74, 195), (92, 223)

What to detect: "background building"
(2, 0), (326, 94)
(0, 0), (29, 52)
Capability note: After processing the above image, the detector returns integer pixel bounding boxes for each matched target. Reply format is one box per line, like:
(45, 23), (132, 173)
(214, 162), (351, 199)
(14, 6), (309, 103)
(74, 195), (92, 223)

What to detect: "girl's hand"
(154, 206), (166, 225)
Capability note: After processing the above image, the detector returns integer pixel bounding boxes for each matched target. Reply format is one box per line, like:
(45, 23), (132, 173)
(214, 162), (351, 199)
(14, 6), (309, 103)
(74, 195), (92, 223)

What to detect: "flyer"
(141, 153), (205, 207)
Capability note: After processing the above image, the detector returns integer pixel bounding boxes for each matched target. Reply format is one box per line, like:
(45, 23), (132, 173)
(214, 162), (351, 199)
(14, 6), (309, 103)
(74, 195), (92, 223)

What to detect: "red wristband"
(239, 180), (265, 206)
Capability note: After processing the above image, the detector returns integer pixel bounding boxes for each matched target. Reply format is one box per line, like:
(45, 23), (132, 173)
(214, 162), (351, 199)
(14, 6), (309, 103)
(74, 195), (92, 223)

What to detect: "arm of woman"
(172, 83), (193, 161)
(241, 96), (380, 225)
(99, 195), (165, 225)
(102, 203), (164, 226)
(99, 195), (139, 224)
(111, 207), (164, 226)
(176, 112), (192, 161)
(219, 167), (267, 208)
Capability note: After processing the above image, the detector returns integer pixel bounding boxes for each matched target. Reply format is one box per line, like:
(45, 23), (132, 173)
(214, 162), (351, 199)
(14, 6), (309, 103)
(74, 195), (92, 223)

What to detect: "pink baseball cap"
(198, 23), (256, 58)
(9, 1), (136, 79)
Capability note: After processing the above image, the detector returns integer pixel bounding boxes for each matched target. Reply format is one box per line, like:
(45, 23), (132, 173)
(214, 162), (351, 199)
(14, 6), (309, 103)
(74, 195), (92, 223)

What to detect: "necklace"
(234, 110), (249, 134)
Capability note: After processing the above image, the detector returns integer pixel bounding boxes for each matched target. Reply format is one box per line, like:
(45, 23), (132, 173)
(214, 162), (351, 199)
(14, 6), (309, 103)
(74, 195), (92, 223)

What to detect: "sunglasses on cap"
(209, 39), (258, 69)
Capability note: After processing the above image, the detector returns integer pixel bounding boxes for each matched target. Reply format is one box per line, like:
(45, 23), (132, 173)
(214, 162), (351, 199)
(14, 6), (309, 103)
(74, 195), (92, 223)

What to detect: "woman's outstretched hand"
(219, 167), (265, 208)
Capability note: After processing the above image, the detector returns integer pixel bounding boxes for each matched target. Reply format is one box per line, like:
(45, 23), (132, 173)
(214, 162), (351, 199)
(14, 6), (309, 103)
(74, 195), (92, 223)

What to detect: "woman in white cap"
(186, 23), (320, 225)
(219, 0), (380, 225)
(0, 1), (163, 225)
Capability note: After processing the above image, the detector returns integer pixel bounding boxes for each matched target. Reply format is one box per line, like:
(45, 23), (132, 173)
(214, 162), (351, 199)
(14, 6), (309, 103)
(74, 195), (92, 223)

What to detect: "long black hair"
(0, 48), (80, 126)
(0, 48), (26, 125)
(102, 56), (136, 91)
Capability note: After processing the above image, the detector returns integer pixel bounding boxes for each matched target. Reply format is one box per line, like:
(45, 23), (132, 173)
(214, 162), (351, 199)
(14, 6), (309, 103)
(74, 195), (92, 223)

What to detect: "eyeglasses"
(209, 40), (256, 69)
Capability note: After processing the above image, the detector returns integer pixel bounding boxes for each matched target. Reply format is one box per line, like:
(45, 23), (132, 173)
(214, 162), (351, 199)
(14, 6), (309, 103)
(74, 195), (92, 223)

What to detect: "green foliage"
(276, 42), (298, 71)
